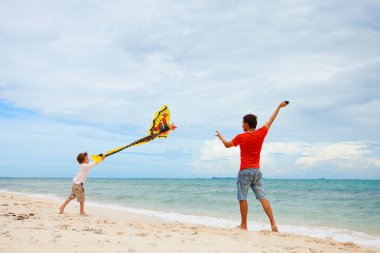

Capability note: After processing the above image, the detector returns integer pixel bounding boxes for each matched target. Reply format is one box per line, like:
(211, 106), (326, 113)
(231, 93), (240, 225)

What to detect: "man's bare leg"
(260, 198), (278, 232)
(238, 200), (248, 230)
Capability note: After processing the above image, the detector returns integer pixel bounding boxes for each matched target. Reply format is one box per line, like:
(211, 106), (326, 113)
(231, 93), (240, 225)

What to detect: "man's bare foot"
(80, 212), (88, 216)
(236, 225), (248, 230)
(59, 207), (64, 214)
(271, 225), (279, 232)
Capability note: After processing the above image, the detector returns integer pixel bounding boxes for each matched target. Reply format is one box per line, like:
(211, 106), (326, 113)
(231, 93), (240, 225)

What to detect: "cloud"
(1, 1), (380, 178)
(1, 1), (379, 127)
(193, 139), (380, 178)
(294, 142), (379, 169)
(192, 139), (240, 176)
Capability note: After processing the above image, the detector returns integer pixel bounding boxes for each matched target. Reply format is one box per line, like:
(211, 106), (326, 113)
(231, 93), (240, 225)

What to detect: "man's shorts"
(237, 168), (265, 200)
(68, 183), (85, 202)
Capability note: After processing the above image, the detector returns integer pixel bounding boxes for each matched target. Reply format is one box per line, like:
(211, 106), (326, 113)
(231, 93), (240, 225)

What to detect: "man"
(216, 101), (288, 232)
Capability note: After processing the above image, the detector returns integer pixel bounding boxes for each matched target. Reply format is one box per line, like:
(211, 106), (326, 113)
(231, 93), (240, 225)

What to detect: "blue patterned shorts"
(237, 168), (265, 200)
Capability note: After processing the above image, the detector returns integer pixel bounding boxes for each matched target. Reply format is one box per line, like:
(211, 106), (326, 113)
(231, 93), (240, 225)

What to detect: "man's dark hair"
(243, 114), (257, 129)
(77, 152), (88, 164)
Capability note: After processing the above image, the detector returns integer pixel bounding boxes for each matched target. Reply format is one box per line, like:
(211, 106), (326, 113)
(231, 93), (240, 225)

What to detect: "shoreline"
(1, 189), (380, 247)
(1, 192), (379, 253)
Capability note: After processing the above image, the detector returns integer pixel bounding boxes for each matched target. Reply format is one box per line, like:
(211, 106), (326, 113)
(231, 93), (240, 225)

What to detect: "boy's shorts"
(68, 183), (85, 202)
(237, 168), (265, 200)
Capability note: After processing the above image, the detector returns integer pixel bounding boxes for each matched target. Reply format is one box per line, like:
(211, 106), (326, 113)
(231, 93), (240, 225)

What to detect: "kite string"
(189, 105), (275, 128)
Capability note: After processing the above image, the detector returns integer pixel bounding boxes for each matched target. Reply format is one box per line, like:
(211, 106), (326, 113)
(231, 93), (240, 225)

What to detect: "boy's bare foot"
(59, 207), (64, 214)
(80, 212), (88, 216)
(271, 225), (279, 232)
(236, 225), (248, 230)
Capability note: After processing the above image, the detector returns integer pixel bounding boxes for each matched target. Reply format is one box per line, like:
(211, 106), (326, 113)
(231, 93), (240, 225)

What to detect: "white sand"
(0, 192), (378, 253)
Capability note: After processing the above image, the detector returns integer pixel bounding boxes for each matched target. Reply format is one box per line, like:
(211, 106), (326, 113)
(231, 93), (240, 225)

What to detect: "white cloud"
(1, 0), (380, 178)
(193, 139), (380, 178)
(333, 99), (380, 126)
(192, 139), (240, 176)
(1, 1), (379, 128)
(295, 142), (379, 170)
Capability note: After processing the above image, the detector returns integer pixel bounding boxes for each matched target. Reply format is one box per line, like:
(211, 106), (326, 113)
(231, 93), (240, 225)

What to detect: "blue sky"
(0, 0), (379, 179)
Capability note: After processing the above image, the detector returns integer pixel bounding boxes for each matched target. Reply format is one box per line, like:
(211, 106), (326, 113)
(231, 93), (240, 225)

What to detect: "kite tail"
(92, 125), (173, 162)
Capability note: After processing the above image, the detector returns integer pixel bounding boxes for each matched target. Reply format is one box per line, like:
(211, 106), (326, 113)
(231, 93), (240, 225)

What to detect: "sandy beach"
(0, 192), (378, 253)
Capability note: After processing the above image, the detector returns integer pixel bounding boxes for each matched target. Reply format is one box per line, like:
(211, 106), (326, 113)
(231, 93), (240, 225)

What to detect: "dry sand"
(0, 192), (378, 253)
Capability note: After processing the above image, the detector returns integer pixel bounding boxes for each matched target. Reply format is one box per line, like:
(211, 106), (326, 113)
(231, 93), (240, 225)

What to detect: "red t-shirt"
(232, 125), (268, 170)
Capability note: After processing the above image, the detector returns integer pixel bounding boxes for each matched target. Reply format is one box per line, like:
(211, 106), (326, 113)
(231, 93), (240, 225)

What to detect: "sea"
(1, 178), (379, 248)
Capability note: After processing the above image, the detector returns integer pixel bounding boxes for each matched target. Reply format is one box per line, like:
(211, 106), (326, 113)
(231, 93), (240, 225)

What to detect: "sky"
(0, 0), (379, 179)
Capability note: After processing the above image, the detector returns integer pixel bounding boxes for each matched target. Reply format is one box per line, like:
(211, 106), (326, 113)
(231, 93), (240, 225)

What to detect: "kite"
(91, 105), (176, 162)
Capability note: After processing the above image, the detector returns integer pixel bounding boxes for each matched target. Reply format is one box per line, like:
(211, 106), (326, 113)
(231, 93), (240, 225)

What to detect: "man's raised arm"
(264, 101), (289, 129)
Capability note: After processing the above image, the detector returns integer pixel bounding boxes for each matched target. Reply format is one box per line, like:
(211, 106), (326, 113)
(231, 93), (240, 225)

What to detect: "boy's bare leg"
(260, 198), (278, 232)
(79, 200), (88, 215)
(59, 198), (72, 214)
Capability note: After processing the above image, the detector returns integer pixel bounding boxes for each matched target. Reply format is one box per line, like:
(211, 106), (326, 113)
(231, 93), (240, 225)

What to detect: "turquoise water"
(1, 178), (379, 246)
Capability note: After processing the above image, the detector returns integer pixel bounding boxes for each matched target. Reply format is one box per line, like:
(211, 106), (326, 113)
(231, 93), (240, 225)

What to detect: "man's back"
(232, 125), (268, 169)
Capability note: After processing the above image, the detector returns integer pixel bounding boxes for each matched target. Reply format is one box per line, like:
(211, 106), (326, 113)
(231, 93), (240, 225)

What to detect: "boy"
(59, 152), (105, 215)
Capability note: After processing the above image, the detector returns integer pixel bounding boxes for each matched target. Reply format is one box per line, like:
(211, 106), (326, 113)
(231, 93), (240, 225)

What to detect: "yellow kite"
(92, 105), (176, 162)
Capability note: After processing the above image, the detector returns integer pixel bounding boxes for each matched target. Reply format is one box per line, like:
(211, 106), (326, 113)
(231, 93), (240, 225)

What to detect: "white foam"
(87, 201), (380, 248)
(278, 224), (380, 248)
(0, 189), (62, 203)
(87, 201), (238, 228)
